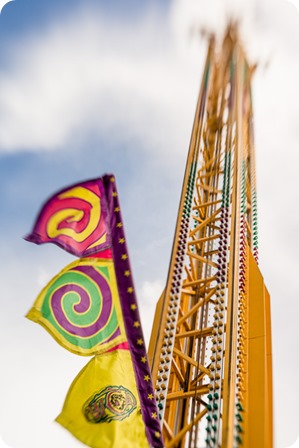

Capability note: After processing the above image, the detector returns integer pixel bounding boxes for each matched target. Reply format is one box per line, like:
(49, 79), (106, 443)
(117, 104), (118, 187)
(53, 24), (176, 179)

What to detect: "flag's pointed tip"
(23, 233), (40, 244)
(54, 414), (61, 424)
(25, 308), (40, 322)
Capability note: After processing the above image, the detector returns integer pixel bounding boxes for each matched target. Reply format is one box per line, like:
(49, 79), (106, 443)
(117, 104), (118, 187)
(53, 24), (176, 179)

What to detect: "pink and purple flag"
(25, 178), (111, 257)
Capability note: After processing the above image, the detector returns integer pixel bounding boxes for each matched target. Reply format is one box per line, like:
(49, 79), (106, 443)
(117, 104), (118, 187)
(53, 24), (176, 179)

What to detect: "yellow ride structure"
(148, 27), (273, 448)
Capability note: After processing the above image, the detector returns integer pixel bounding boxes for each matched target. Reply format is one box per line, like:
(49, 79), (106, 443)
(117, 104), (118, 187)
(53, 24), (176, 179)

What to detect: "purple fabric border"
(103, 174), (164, 448)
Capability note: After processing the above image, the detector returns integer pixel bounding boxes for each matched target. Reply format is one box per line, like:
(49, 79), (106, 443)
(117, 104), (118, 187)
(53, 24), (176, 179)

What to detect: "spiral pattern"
(26, 179), (111, 257)
(30, 259), (126, 355)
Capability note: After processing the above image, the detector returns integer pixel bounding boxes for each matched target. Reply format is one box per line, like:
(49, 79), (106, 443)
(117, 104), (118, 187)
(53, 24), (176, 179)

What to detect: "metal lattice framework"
(148, 28), (272, 448)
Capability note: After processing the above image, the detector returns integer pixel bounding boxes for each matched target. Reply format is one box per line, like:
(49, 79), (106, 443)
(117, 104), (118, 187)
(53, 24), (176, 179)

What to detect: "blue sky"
(0, 0), (299, 447)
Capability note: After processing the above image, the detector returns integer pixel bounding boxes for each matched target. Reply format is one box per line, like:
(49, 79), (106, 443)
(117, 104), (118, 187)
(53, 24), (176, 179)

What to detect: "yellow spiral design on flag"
(46, 186), (101, 243)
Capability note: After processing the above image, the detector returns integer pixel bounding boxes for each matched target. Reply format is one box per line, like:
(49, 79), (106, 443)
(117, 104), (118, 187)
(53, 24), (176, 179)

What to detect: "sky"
(0, 0), (298, 447)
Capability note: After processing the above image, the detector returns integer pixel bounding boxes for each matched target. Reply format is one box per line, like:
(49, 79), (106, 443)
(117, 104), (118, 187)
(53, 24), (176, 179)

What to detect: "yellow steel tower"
(148, 28), (273, 448)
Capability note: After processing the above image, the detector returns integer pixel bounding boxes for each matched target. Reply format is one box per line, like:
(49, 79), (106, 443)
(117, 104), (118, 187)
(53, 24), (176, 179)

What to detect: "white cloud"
(0, 435), (11, 448)
(0, 0), (13, 15)
(287, 0), (299, 11)
(288, 436), (299, 448)
(0, 6), (199, 157)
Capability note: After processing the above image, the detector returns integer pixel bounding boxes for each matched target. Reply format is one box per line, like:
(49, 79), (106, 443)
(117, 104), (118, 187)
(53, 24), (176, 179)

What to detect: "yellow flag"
(56, 349), (149, 448)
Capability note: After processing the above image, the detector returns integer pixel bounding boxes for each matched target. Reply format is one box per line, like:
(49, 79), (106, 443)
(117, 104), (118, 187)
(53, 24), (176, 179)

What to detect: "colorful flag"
(56, 349), (151, 448)
(26, 257), (127, 356)
(26, 174), (164, 447)
(25, 178), (111, 257)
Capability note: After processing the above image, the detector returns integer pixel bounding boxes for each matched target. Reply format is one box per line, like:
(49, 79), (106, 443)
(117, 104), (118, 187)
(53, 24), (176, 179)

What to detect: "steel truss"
(148, 27), (272, 448)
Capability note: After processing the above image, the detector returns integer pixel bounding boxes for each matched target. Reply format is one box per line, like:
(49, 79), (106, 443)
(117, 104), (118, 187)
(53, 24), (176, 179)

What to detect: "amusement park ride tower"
(148, 28), (273, 448)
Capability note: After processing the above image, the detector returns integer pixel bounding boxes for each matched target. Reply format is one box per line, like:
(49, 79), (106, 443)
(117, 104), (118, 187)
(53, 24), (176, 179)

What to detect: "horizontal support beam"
(192, 199), (222, 210)
(183, 275), (217, 288)
(167, 386), (210, 402)
(175, 326), (214, 339)
(188, 233), (220, 245)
